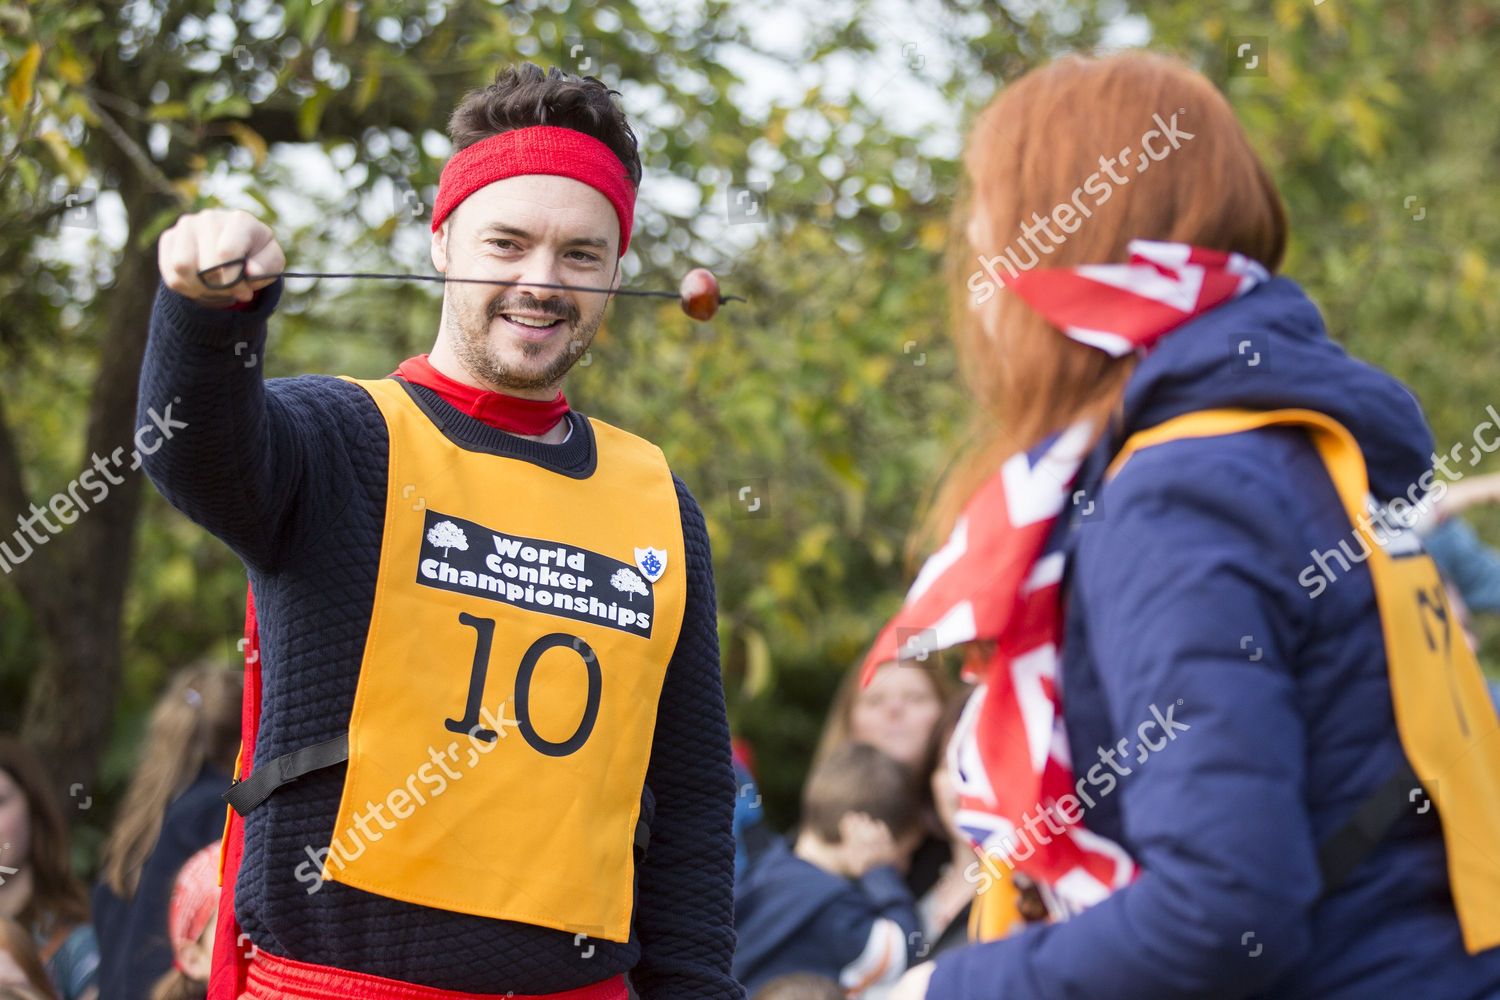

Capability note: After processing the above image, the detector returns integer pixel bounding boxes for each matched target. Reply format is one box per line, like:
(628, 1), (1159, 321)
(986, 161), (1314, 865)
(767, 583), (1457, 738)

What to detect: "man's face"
(432, 173), (622, 393)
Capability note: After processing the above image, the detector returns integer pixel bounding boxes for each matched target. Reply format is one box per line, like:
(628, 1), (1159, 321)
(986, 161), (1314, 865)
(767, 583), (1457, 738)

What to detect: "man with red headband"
(141, 64), (742, 1000)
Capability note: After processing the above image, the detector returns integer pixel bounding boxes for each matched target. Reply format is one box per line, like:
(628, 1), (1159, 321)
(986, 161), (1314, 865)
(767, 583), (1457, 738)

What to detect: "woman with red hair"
(877, 52), (1500, 998)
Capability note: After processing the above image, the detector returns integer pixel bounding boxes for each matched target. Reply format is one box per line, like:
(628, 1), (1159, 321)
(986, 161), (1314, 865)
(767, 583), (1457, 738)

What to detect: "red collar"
(392, 355), (570, 437)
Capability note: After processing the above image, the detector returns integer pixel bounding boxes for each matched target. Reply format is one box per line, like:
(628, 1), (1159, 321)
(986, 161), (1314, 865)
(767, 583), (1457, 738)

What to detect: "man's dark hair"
(447, 63), (642, 188)
(800, 741), (921, 843)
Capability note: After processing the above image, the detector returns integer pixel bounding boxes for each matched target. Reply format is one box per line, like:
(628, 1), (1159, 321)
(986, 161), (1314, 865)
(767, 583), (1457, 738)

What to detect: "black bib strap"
(224, 735), (350, 816)
(225, 734), (653, 862)
(1318, 757), (1423, 894)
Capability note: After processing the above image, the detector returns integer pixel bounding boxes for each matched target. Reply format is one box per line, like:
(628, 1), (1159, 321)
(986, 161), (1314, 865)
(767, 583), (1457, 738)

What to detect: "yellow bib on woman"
(973, 408), (1500, 950)
(317, 377), (686, 942)
(1107, 408), (1500, 953)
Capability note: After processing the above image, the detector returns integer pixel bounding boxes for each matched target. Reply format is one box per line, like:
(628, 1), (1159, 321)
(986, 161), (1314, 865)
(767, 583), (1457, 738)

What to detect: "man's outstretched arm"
(139, 209), (352, 571)
(629, 477), (744, 999)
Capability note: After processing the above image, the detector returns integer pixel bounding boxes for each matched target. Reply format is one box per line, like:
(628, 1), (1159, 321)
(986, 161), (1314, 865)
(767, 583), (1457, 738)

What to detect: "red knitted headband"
(431, 125), (636, 256)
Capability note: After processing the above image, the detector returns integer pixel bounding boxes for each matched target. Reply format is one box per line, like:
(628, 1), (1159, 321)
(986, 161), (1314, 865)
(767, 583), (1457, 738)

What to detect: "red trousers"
(239, 948), (629, 1000)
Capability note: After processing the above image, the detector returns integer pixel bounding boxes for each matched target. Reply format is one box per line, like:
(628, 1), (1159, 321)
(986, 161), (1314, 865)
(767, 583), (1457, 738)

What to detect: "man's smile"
(496, 312), (567, 340)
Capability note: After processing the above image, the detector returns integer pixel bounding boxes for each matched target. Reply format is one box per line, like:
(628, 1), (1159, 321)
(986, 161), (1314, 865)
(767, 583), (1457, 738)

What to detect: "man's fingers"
(207, 209), (282, 295)
(159, 226), (187, 287)
(157, 209), (280, 307)
(162, 224), (233, 305)
(242, 237), (286, 292)
(166, 224), (205, 287)
(181, 210), (274, 302)
(203, 211), (261, 286)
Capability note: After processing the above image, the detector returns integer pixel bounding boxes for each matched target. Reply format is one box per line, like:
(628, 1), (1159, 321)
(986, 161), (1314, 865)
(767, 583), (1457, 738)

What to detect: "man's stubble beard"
(447, 292), (603, 393)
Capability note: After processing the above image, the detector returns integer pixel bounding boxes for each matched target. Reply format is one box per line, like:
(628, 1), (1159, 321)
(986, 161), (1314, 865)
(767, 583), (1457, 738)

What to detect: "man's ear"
(431, 222), (449, 273)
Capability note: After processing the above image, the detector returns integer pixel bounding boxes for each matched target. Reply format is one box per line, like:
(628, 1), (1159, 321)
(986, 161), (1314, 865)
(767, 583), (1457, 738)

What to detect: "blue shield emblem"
(634, 547), (668, 583)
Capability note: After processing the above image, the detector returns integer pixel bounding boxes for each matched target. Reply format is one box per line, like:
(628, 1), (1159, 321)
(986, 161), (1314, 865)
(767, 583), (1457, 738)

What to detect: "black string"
(195, 257), (745, 304)
(278, 271), (688, 300)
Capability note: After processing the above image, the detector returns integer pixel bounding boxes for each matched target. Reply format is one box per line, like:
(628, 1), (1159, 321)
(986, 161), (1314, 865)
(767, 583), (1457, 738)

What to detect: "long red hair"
(916, 52), (1288, 556)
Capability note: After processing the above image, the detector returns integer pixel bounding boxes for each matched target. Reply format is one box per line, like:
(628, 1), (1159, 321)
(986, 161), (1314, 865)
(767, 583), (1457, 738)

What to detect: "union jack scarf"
(860, 240), (1269, 918)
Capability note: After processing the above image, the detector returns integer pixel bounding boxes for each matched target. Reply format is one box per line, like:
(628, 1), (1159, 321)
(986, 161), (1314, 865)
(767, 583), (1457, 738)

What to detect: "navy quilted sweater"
(138, 277), (743, 998)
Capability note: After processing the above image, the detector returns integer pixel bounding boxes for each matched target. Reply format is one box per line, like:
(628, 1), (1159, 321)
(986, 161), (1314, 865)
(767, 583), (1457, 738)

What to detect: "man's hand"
(158, 208), (285, 308)
(839, 811), (902, 876)
(889, 961), (937, 999)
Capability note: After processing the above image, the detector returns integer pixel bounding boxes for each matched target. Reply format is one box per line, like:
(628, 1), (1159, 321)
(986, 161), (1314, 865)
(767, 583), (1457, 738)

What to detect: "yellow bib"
(1106, 408), (1500, 953)
(317, 377), (687, 942)
(968, 869), (1024, 942)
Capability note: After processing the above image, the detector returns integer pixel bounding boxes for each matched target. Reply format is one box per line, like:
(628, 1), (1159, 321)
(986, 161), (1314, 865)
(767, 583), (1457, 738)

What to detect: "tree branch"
(82, 89), (187, 204)
(86, 87), (199, 146)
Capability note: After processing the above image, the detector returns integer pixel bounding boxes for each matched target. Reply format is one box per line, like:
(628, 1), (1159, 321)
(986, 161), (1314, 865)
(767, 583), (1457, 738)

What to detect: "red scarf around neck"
(393, 355), (570, 436)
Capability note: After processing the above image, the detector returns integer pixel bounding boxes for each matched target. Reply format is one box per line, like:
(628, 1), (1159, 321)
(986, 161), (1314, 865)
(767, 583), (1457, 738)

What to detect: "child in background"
(733, 743), (922, 996)
(148, 845), (220, 1000)
(92, 663), (240, 1000)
